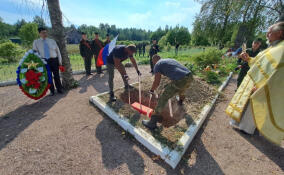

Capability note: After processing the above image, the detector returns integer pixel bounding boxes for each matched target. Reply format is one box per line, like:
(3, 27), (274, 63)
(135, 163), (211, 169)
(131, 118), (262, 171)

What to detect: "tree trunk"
(46, 0), (77, 89)
(219, 0), (231, 44)
(234, 24), (249, 49)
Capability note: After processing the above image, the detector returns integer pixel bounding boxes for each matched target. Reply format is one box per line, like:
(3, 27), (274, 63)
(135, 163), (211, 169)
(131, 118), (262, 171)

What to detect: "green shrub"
(137, 59), (149, 65)
(218, 65), (229, 76)
(184, 63), (197, 74)
(19, 23), (38, 46)
(205, 71), (221, 84)
(0, 41), (25, 63)
(192, 48), (223, 68)
(116, 40), (135, 45)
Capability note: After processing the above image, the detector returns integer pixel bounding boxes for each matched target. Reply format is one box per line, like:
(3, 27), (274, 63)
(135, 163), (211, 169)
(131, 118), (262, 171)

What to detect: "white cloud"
(127, 11), (156, 29)
(161, 12), (188, 24)
(8, 0), (43, 8)
(128, 11), (151, 23)
(165, 1), (181, 8)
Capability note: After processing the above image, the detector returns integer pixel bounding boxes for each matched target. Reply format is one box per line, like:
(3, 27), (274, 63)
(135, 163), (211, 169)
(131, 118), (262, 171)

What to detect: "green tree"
(150, 27), (166, 41)
(193, 0), (282, 47)
(14, 19), (27, 35)
(33, 15), (46, 28)
(0, 17), (16, 39)
(19, 23), (38, 46)
(166, 26), (191, 46)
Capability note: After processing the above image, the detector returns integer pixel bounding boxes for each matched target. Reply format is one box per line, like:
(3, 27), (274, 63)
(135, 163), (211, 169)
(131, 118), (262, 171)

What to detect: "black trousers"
(84, 56), (92, 75)
(149, 55), (154, 72)
(46, 58), (63, 93)
(94, 55), (102, 73)
(237, 68), (249, 87)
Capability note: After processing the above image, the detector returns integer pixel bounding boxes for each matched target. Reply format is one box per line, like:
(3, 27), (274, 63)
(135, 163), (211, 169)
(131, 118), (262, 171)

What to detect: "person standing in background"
(33, 27), (63, 96)
(104, 34), (111, 46)
(149, 40), (159, 73)
(138, 43), (142, 56)
(142, 42), (146, 57)
(236, 38), (262, 87)
(79, 32), (93, 76)
(91, 32), (103, 74)
(175, 43), (180, 56)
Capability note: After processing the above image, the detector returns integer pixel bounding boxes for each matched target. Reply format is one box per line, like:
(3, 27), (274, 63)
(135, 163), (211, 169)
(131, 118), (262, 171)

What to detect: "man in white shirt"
(33, 27), (63, 95)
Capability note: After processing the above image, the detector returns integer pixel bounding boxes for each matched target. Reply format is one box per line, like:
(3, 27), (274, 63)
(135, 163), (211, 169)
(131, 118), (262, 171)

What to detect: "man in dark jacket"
(149, 40), (159, 73)
(91, 32), (104, 74)
(236, 38), (262, 87)
(79, 32), (93, 76)
(104, 34), (111, 46)
(107, 44), (141, 101)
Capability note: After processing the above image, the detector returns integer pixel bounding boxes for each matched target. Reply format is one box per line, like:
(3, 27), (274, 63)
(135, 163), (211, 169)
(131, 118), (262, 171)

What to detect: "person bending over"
(142, 54), (193, 130)
(107, 44), (141, 101)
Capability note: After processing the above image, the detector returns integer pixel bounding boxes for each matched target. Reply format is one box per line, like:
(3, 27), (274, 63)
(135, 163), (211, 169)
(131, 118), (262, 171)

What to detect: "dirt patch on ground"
(98, 75), (217, 149)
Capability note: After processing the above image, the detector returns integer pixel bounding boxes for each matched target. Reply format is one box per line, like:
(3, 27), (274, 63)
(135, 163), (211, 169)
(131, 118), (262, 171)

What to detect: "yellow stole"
(226, 40), (284, 145)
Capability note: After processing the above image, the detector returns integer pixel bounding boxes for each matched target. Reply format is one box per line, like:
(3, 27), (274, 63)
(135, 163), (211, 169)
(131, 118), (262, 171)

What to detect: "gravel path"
(0, 65), (283, 175)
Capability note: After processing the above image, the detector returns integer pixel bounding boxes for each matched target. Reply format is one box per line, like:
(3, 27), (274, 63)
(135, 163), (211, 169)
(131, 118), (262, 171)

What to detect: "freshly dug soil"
(99, 75), (217, 149)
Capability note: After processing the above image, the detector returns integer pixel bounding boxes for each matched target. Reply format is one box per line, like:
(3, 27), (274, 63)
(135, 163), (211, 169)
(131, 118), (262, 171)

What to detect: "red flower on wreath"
(25, 70), (42, 89)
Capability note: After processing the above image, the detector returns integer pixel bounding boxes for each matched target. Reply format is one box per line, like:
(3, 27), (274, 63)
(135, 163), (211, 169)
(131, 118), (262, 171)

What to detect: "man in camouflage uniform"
(91, 32), (104, 74)
(142, 54), (193, 130)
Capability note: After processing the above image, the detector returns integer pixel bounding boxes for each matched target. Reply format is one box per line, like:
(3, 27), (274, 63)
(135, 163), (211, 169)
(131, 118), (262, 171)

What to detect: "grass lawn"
(0, 47), (205, 82)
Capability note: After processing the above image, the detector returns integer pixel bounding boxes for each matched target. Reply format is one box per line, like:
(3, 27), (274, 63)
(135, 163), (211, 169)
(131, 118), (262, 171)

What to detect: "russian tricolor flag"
(97, 35), (118, 66)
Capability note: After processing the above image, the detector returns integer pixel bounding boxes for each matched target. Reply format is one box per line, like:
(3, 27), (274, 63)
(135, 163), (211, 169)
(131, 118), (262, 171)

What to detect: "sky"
(0, 0), (201, 31)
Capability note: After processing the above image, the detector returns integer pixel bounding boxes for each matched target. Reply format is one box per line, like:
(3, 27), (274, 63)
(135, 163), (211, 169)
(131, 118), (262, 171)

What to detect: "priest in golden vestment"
(226, 22), (284, 145)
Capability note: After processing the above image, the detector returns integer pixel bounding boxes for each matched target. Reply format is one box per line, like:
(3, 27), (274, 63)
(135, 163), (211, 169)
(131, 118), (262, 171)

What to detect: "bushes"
(19, 23), (38, 46)
(192, 48), (223, 68)
(116, 40), (135, 45)
(205, 71), (221, 84)
(0, 41), (25, 63)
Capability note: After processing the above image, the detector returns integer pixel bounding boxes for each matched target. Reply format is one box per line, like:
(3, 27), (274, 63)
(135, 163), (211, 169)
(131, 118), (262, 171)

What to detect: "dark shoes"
(49, 89), (63, 96)
(178, 100), (183, 106)
(49, 91), (55, 96)
(109, 92), (117, 102)
(142, 115), (163, 130)
(124, 84), (134, 90)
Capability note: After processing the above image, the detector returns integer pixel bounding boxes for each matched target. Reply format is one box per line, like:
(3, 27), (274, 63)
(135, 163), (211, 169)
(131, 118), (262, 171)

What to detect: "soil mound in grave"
(117, 75), (217, 127)
(98, 75), (217, 147)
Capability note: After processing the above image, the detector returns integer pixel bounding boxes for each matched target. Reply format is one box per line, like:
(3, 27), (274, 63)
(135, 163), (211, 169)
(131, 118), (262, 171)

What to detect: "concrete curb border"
(90, 72), (233, 168)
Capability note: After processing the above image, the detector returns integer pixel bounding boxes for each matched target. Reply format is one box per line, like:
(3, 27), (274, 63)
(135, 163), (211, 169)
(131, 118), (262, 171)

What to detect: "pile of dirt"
(99, 75), (217, 148)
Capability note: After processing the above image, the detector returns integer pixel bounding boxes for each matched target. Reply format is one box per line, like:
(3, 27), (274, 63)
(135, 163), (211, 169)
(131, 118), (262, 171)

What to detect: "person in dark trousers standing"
(236, 38), (262, 87)
(91, 32), (104, 74)
(33, 27), (63, 96)
(104, 34), (111, 46)
(142, 54), (193, 130)
(142, 43), (146, 57)
(175, 43), (180, 55)
(107, 44), (141, 101)
(149, 40), (159, 73)
(79, 32), (93, 76)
